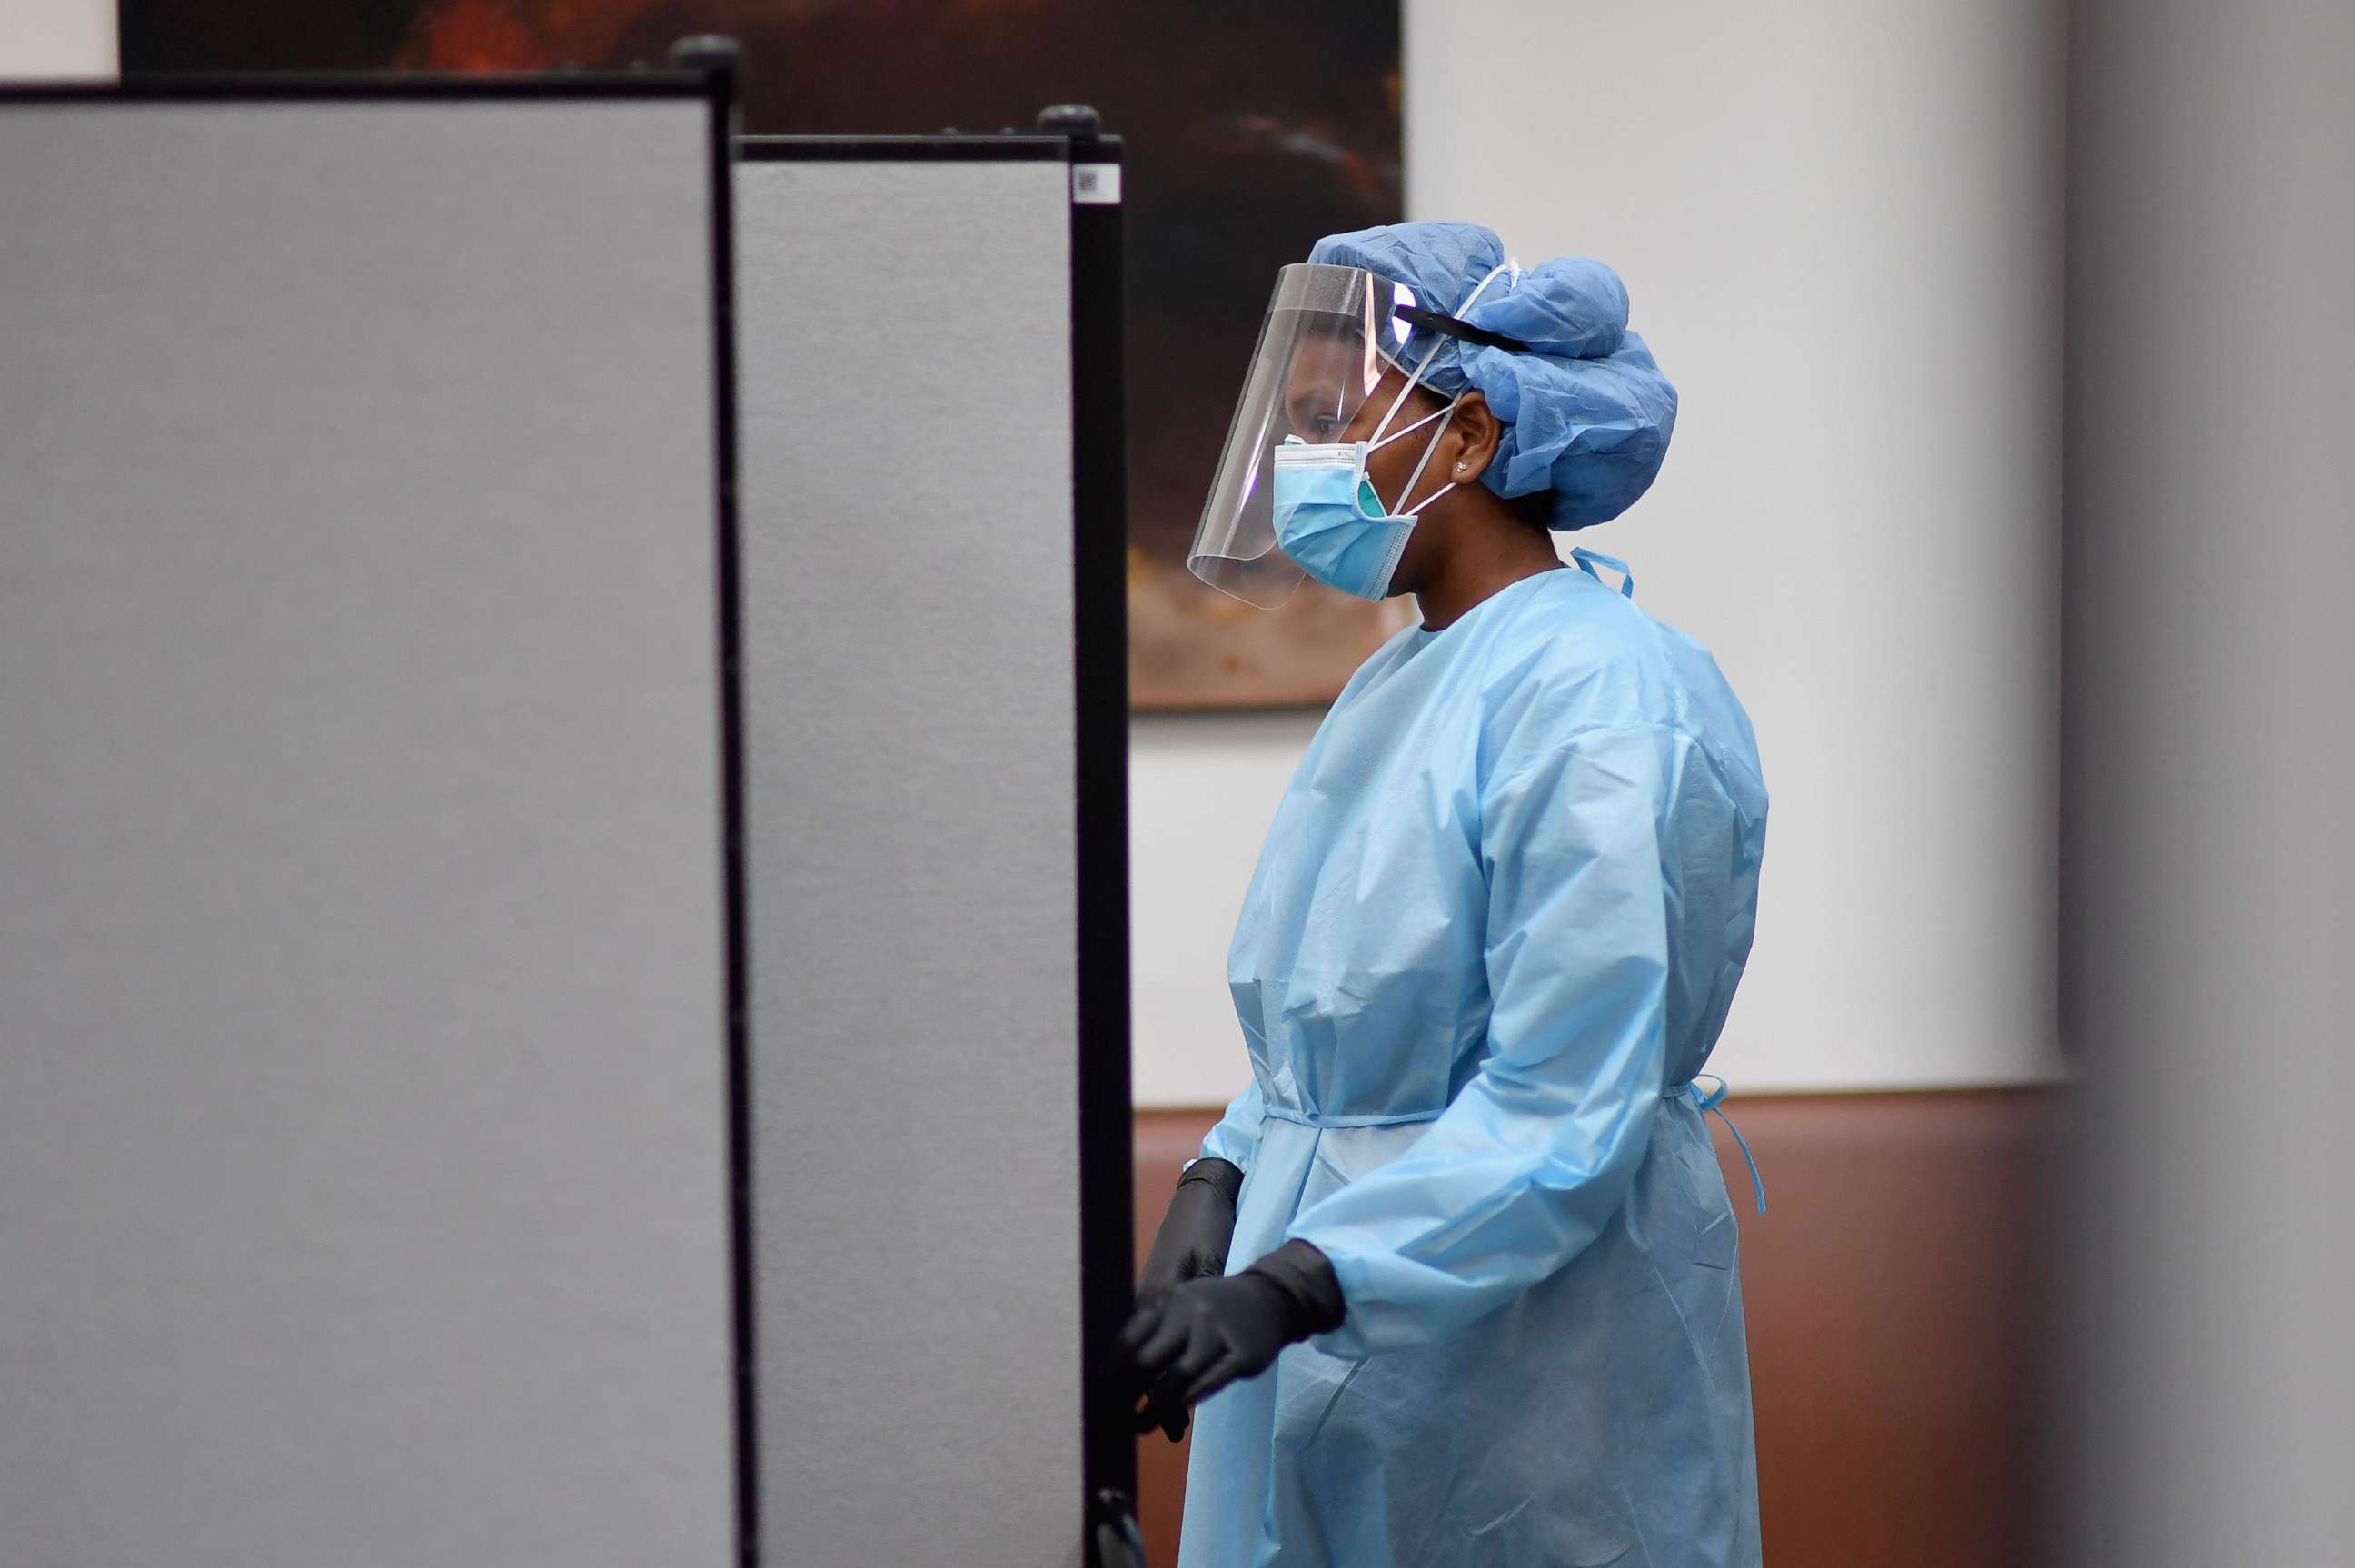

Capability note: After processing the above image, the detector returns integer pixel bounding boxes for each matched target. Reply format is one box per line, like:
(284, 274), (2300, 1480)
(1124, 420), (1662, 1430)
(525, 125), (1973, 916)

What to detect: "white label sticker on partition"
(1071, 164), (1121, 205)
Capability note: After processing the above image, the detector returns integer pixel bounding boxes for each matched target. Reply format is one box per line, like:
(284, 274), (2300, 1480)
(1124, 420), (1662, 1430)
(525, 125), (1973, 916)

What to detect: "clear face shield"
(1187, 264), (1428, 609)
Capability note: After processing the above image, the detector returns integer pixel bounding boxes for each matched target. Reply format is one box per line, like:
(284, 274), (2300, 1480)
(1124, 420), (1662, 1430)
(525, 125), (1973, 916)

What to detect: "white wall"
(0, 0), (113, 77)
(1128, 712), (1317, 1105)
(1133, 0), (2070, 1102)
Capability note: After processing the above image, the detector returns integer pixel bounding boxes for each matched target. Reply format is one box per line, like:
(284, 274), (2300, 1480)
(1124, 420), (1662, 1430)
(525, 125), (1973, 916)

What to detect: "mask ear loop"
(1360, 258), (1522, 516)
(1343, 400), (1459, 518)
(1366, 400), (1453, 452)
(1384, 399), (1463, 518)
(1366, 259), (1519, 448)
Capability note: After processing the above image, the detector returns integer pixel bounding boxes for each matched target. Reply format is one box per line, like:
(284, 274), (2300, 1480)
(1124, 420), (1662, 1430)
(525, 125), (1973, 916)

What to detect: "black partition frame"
(0, 71), (754, 1567)
(736, 131), (1136, 1551)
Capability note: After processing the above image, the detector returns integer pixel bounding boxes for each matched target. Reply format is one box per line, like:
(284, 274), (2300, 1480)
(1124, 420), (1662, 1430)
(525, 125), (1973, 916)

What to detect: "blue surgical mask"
(1270, 400), (1460, 601)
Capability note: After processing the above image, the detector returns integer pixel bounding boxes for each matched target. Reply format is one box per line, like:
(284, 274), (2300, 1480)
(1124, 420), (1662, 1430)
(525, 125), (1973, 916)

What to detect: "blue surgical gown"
(1179, 565), (1768, 1568)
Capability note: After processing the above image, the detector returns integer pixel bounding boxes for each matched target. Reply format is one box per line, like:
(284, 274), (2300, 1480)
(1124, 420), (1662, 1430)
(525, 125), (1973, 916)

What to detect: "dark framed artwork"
(121, 0), (1408, 709)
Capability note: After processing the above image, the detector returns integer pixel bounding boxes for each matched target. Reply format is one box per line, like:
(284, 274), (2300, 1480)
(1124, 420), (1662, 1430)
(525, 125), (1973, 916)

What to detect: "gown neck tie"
(1571, 546), (1635, 597)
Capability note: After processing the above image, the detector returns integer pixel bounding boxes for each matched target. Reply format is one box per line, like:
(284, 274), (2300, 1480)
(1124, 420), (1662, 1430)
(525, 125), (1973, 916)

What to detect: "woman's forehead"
(1281, 342), (1429, 410)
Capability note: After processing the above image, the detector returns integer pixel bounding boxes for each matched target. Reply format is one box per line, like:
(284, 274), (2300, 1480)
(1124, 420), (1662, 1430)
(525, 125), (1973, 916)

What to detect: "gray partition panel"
(0, 87), (739, 1566)
(736, 154), (1085, 1564)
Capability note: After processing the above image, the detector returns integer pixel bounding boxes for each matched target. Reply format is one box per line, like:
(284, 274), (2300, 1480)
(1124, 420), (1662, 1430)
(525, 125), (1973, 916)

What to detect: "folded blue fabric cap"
(1307, 221), (1677, 531)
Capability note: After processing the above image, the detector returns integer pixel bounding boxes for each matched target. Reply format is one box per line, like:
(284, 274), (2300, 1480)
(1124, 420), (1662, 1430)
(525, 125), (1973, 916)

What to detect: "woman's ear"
(1439, 390), (1503, 486)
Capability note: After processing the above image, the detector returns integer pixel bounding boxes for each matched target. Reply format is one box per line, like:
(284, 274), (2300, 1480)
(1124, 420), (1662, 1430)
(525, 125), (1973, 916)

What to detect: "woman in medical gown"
(1114, 221), (1769, 1568)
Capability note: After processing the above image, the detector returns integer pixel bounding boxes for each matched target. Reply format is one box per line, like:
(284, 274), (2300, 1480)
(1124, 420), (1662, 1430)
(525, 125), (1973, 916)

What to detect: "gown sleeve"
(1197, 1077), (1268, 1173)
(1284, 720), (1680, 1355)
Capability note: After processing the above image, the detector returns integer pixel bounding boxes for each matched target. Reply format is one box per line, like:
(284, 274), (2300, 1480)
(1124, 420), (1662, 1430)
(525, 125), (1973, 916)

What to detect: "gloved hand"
(1114, 1238), (1346, 1441)
(1137, 1157), (1245, 1308)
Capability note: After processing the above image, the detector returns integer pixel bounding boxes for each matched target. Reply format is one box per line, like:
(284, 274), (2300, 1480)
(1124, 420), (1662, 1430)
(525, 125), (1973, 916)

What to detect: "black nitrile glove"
(1138, 1158), (1245, 1308)
(1116, 1238), (1345, 1441)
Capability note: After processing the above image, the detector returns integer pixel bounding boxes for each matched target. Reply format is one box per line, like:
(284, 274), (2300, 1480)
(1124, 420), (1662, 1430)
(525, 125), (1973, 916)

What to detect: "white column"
(2062, 1), (2355, 1561)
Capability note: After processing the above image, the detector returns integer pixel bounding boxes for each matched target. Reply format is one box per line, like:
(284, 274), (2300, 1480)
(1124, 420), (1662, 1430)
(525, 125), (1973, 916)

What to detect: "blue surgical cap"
(1307, 221), (1677, 531)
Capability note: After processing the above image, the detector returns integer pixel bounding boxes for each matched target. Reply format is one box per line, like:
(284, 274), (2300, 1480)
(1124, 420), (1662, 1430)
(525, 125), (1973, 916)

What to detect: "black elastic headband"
(1393, 303), (1530, 354)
